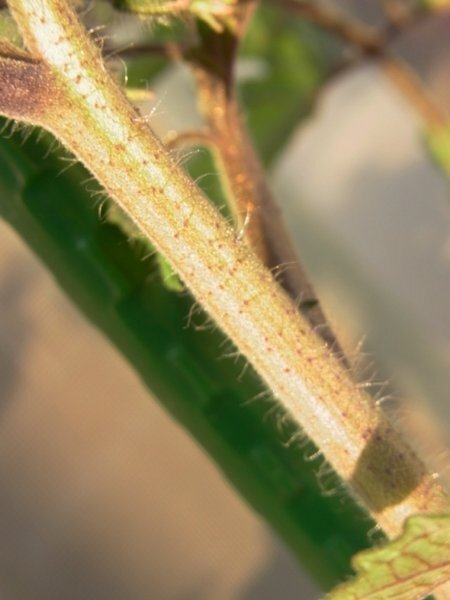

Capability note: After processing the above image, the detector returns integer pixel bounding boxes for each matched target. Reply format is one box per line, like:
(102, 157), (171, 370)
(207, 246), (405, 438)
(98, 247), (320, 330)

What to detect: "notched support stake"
(0, 42), (54, 123)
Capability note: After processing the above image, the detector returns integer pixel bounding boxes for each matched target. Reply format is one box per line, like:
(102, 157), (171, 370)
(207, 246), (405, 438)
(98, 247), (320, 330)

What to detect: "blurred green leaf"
(239, 5), (337, 165)
(426, 126), (450, 176)
(0, 8), (21, 44)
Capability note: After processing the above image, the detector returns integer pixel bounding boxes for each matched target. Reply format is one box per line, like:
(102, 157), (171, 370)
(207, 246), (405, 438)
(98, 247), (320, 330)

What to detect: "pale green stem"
(4, 0), (450, 551)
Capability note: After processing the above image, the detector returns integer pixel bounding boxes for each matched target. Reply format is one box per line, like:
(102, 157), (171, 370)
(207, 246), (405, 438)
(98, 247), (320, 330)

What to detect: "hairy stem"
(4, 0), (450, 547)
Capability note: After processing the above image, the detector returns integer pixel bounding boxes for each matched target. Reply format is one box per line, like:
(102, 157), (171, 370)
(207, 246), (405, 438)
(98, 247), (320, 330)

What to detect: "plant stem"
(4, 0), (450, 549)
(188, 9), (321, 305)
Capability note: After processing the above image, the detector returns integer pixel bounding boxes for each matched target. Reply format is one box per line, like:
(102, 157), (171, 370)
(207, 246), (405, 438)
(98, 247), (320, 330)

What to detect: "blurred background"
(1, 1), (450, 598)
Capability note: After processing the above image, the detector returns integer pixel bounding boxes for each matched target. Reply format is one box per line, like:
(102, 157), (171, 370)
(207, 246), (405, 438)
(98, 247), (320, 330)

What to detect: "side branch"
(273, 0), (448, 131)
(272, 0), (383, 54)
(188, 8), (319, 303)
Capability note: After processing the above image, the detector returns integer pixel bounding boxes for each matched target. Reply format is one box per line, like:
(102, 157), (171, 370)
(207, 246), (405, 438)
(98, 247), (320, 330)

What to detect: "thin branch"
(273, 0), (447, 132)
(270, 0), (429, 52)
(163, 128), (215, 150)
(188, 5), (324, 303)
(187, 8), (355, 358)
(271, 0), (384, 54)
(381, 0), (429, 29)
(105, 41), (186, 61)
(381, 57), (447, 130)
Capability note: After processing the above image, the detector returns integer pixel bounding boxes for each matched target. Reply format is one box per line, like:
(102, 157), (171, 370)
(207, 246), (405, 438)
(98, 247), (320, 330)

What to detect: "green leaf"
(239, 5), (337, 165)
(155, 252), (184, 291)
(328, 513), (450, 600)
(426, 126), (450, 176)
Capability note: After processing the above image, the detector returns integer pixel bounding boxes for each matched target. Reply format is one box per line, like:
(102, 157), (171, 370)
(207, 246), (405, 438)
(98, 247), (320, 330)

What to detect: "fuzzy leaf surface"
(328, 513), (450, 600)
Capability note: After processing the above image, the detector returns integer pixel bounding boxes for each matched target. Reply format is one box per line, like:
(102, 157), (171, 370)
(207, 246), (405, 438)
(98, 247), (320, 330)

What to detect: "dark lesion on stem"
(0, 42), (53, 122)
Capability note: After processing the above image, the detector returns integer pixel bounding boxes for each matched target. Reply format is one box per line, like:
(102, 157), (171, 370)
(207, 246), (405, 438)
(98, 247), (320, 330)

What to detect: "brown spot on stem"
(0, 54), (55, 122)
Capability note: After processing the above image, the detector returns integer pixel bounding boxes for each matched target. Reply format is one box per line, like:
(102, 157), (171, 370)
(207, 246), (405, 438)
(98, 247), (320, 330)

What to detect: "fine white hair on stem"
(6, 1), (450, 573)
